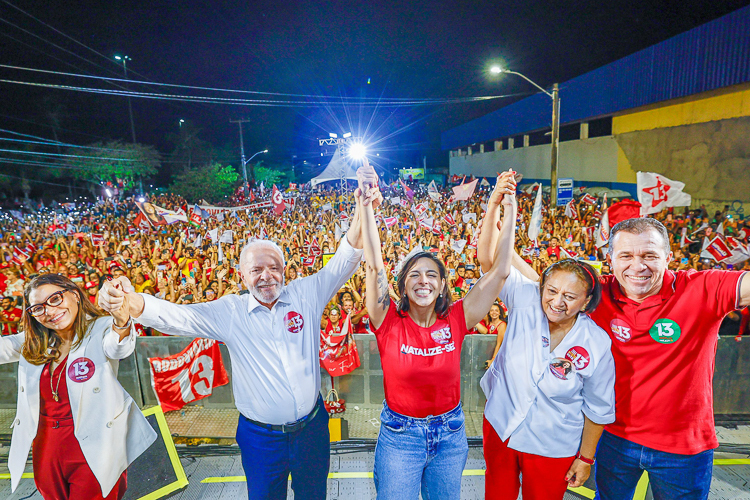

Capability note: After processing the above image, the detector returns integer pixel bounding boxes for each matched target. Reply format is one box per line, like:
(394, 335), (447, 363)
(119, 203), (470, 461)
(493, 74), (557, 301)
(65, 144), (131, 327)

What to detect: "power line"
(0, 63), (494, 102)
(0, 78), (530, 108)
(0, 148), (138, 161)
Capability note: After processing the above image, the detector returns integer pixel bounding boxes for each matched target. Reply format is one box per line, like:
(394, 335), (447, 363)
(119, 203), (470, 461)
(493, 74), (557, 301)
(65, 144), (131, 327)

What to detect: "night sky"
(2, 0), (750, 185)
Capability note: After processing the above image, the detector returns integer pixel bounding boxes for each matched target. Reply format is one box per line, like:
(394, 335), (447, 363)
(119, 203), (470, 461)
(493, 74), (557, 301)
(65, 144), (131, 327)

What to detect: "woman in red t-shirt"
(475, 303), (507, 367)
(356, 163), (518, 499)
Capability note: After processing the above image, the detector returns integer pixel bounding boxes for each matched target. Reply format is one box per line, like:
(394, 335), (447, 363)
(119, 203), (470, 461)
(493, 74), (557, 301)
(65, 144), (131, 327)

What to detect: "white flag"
(219, 230), (234, 243)
(462, 213), (477, 223)
(389, 197), (401, 205)
(450, 239), (467, 254)
(427, 180), (441, 201)
(528, 184), (543, 242)
(207, 228), (219, 243)
(637, 172), (692, 215)
(216, 211), (225, 222)
(194, 235), (202, 248)
(335, 223), (342, 242)
(595, 210), (610, 248)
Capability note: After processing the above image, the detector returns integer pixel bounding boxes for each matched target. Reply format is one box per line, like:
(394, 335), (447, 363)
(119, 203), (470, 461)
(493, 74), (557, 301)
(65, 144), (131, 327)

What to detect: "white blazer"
(0, 316), (157, 495)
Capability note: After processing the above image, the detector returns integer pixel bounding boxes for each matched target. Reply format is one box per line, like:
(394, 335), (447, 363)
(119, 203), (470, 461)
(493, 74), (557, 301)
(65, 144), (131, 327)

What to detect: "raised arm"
(0, 333), (23, 364)
(463, 172), (517, 330)
(477, 175), (540, 282)
(739, 273), (750, 308)
(357, 161), (390, 330)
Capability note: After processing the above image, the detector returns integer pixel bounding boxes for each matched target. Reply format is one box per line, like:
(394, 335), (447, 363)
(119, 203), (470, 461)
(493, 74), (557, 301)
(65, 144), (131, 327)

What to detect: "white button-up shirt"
(137, 238), (363, 425)
(481, 267), (616, 457)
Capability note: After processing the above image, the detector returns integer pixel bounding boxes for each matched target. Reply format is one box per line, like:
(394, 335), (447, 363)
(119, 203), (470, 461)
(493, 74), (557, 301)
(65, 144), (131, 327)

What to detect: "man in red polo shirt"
(592, 218), (749, 500)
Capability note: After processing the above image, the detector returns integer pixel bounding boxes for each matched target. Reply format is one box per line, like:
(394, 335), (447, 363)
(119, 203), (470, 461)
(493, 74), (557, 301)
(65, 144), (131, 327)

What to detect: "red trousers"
(32, 415), (127, 500)
(483, 416), (574, 500)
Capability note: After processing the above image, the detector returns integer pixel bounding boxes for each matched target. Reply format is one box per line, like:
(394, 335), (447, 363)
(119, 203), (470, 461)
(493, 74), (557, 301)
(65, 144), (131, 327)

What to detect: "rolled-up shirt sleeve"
(0, 332), (23, 364)
(581, 346), (616, 425)
(308, 237), (363, 310)
(102, 318), (138, 360)
(136, 293), (232, 342)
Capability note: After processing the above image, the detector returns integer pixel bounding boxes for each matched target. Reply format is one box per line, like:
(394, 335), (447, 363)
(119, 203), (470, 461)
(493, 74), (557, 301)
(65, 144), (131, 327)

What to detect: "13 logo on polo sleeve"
(649, 319), (681, 344)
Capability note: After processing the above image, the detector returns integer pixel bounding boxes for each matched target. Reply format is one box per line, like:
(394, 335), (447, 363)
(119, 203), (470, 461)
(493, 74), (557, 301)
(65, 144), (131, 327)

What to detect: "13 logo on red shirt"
(610, 318), (633, 343)
(285, 311), (304, 333)
(565, 346), (590, 370)
(430, 326), (452, 345)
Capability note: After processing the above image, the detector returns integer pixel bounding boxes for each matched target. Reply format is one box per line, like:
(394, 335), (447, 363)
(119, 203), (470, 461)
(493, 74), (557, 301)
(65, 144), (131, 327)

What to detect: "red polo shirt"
(590, 270), (745, 454)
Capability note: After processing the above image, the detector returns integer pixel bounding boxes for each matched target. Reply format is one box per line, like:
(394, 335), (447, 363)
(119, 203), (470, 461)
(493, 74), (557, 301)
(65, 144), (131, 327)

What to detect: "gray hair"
(607, 218), (671, 256)
(239, 238), (286, 269)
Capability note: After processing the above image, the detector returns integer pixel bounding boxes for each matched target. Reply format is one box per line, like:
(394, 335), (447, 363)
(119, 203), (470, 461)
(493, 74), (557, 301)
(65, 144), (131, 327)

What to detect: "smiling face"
(489, 304), (501, 320)
(540, 270), (591, 327)
(28, 284), (79, 336)
(403, 257), (445, 310)
(239, 246), (285, 306)
(608, 229), (672, 302)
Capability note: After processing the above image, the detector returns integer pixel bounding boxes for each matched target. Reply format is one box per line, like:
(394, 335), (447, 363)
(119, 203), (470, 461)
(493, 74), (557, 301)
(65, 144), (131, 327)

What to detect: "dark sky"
(2, 0), (750, 183)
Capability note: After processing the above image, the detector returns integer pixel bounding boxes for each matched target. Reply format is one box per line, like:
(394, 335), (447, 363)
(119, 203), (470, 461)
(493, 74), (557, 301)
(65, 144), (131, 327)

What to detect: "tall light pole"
(115, 55), (137, 144)
(490, 66), (561, 205)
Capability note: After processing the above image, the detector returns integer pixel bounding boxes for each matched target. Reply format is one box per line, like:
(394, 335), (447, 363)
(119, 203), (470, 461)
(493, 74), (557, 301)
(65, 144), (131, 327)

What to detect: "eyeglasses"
(26, 290), (70, 317)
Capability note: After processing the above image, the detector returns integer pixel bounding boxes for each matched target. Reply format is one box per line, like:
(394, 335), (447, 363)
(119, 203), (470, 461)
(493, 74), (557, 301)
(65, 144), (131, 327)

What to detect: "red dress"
(33, 355), (127, 500)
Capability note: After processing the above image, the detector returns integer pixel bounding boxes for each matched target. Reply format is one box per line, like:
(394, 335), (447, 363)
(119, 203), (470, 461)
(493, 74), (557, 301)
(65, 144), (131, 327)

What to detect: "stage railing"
(1, 334), (748, 414)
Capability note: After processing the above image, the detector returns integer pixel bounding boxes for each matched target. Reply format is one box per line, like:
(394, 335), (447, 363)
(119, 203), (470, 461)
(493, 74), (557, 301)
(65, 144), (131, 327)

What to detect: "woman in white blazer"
(0, 273), (156, 499)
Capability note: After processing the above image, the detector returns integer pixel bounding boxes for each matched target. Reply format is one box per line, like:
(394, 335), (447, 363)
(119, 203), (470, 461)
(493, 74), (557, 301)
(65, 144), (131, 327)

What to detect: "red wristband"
(575, 452), (595, 465)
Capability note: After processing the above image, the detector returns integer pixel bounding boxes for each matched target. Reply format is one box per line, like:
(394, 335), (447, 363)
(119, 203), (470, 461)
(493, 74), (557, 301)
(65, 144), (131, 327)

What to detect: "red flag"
(12, 246), (29, 265)
(128, 226), (137, 237)
(148, 339), (229, 413)
(580, 193), (597, 205)
(135, 212), (152, 230)
(24, 242), (37, 256)
(384, 216), (398, 228)
(272, 185), (285, 215)
(607, 199), (642, 227)
(703, 236), (733, 262)
(443, 213), (457, 227)
(90, 234), (106, 247)
(412, 203), (428, 219)
(302, 256), (316, 267)
(399, 198), (409, 209)
(564, 200), (578, 220)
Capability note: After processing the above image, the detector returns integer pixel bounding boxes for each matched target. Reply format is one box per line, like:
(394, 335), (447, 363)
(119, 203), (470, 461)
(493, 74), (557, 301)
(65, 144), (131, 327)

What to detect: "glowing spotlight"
(343, 132), (352, 138)
(490, 66), (503, 74)
(349, 143), (367, 160)
(137, 197), (146, 203)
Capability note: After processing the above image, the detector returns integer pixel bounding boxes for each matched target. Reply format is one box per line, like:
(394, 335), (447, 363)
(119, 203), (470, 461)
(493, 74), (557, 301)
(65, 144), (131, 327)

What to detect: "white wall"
(449, 136), (619, 183)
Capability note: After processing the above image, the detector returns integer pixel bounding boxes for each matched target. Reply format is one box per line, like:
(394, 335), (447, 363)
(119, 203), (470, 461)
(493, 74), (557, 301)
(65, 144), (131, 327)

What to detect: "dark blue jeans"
(236, 396), (330, 500)
(595, 431), (713, 500)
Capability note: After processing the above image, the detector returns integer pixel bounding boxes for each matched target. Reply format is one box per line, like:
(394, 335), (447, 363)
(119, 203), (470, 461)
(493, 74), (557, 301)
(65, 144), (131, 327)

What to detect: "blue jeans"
(595, 431), (713, 500)
(236, 396), (330, 500)
(374, 401), (468, 500)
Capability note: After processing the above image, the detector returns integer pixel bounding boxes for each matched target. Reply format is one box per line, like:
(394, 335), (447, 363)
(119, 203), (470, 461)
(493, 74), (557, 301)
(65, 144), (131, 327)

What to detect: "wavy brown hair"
(21, 273), (105, 366)
(396, 252), (453, 319)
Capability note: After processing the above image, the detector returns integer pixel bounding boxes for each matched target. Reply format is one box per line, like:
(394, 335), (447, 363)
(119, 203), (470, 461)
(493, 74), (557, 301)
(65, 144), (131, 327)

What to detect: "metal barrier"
(1, 335), (749, 414)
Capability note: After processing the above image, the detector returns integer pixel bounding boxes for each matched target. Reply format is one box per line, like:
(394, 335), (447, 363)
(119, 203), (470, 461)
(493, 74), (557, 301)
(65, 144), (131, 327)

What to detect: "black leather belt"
(243, 402), (320, 434)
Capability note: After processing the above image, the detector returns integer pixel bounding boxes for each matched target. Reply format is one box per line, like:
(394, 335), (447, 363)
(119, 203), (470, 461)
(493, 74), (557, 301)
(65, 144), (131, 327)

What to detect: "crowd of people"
(2, 168), (749, 500)
(0, 178), (749, 339)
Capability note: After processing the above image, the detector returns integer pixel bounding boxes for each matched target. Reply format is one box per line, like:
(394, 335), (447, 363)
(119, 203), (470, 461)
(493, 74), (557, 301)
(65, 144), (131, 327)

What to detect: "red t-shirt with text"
(375, 300), (468, 418)
(590, 270), (745, 454)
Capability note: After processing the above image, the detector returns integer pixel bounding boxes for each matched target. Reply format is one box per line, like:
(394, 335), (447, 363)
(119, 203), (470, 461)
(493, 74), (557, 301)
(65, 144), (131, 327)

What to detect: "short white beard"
(249, 276), (285, 304)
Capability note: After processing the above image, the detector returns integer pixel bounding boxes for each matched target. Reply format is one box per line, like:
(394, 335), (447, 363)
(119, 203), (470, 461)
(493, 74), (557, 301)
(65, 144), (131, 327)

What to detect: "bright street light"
(329, 133), (338, 139)
(343, 132), (352, 138)
(490, 66), (503, 74)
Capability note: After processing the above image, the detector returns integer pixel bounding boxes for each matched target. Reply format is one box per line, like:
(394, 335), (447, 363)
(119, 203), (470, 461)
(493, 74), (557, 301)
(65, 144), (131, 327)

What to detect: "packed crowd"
(1, 180), (748, 338)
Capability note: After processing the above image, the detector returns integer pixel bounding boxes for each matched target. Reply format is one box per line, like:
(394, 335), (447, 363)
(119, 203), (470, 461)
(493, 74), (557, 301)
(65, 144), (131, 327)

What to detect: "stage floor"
(1, 409), (749, 499)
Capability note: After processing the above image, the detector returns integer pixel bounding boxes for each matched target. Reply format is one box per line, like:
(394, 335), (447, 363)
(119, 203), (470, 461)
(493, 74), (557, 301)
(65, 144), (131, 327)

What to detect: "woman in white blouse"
(477, 184), (615, 500)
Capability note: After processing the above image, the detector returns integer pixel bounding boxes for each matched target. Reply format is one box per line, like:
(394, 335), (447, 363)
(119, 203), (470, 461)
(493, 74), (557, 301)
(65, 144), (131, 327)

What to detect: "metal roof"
(442, 5), (750, 150)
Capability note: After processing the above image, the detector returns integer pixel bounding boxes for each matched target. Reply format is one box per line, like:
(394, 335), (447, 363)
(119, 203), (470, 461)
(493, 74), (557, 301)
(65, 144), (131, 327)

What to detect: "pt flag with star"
(636, 172), (692, 216)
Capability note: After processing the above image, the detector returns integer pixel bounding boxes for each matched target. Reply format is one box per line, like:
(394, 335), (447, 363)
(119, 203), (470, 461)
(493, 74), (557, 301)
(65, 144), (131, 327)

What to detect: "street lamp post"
(490, 66), (561, 205)
(115, 55), (137, 144)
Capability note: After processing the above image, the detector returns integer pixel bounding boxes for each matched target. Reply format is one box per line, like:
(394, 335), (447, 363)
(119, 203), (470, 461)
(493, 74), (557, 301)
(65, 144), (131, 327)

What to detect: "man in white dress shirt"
(99, 201), (369, 500)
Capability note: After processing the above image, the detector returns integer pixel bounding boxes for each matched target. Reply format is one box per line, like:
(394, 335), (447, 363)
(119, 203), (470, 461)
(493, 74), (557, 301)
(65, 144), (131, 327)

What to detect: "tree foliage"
(253, 163), (286, 187)
(66, 140), (160, 186)
(169, 162), (239, 202)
